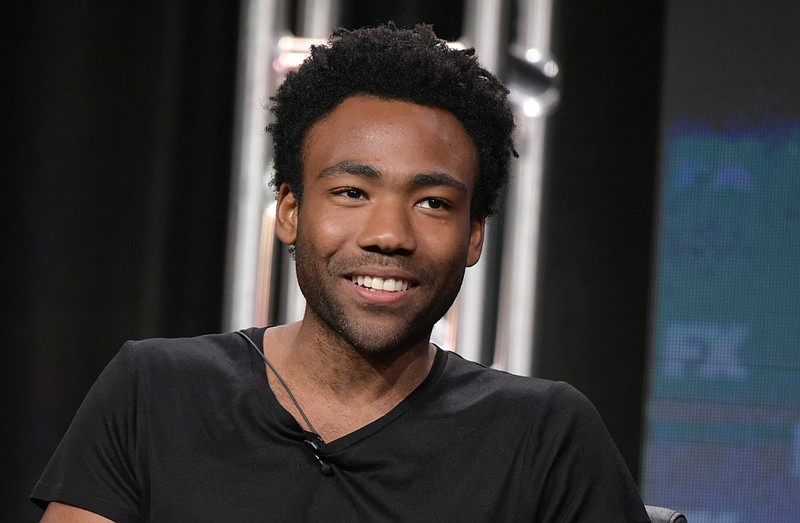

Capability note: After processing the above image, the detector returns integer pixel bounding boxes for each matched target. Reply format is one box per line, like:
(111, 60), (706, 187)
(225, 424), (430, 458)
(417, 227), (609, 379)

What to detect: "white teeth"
(351, 275), (410, 292)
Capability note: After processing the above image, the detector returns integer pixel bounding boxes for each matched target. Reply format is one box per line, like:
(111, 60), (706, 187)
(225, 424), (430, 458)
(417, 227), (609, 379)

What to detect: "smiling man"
(33, 24), (649, 522)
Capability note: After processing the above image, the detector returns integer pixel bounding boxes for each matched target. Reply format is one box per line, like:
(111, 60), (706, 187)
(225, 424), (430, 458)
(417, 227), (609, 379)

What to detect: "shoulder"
(124, 329), (251, 357)
(121, 329), (258, 374)
(70, 329), (261, 408)
(441, 351), (584, 409)
(437, 352), (648, 521)
(88, 329), (265, 397)
(434, 351), (603, 437)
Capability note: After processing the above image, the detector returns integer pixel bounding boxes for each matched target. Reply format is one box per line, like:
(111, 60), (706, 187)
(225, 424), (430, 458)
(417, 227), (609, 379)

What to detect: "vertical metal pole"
(461, 0), (505, 71)
(492, 0), (558, 375)
(225, 0), (342, 330)
(274, 2), (342, 325)
(297, 0), (342, 38)
(452, 0), (506, 363)
(223, 0), (287, 331)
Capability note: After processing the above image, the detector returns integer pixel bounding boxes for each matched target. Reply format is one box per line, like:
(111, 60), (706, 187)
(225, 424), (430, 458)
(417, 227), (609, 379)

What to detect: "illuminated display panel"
(642, 2), (800, 521)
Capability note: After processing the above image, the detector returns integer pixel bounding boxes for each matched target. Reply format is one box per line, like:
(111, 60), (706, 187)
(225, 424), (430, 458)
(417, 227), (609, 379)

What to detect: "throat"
(271, 332), (437, 441)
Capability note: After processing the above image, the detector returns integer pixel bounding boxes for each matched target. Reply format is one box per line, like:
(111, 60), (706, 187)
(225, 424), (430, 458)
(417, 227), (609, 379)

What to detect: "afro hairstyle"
(268, 22), (516, 219)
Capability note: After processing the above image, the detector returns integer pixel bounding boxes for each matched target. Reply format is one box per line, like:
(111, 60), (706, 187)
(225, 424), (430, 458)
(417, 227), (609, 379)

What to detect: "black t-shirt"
(32, 327), (649, 522)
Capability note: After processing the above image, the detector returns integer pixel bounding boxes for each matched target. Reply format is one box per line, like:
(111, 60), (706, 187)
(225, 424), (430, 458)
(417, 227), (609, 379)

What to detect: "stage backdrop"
(641, 1), (800, 520)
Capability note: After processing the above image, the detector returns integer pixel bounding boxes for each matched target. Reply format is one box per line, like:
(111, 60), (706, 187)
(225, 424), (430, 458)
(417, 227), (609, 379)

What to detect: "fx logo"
(663, 322), (748, 380)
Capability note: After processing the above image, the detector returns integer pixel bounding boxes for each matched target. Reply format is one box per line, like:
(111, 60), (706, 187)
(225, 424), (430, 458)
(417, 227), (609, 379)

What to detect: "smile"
(351, 275), (411, 292)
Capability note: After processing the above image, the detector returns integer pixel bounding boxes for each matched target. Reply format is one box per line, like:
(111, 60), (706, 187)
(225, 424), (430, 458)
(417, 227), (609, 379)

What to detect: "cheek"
(297, 209), (351, 253)
(420, 228), (472, 265)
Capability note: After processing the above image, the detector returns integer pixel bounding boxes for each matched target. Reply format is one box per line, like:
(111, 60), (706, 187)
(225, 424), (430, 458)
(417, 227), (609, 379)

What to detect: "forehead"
(302, 95), (479, 186)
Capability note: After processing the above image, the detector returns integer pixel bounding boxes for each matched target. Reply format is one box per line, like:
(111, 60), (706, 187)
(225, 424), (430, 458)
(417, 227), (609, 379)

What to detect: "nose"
(356, 200), (417, 255)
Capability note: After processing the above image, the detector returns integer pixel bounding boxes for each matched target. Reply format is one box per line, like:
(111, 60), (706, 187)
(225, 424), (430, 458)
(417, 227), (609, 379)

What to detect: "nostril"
(363, 244), (413, 256)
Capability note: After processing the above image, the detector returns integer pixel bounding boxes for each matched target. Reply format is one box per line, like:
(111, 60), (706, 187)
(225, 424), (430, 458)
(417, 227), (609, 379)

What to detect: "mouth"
(350, 275), (411, 292)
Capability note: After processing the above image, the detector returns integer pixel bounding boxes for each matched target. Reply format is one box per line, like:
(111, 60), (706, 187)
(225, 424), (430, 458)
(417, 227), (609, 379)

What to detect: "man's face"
(276, 95), (484, 356)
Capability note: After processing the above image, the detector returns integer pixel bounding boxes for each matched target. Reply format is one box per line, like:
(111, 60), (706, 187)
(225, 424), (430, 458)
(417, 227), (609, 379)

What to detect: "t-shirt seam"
(127, 341), (141, 474)
(519, 379), (562, 501)
(121, 341), (145, 518)
(34, 480), (140, 523)
(518, 381), (552, 520)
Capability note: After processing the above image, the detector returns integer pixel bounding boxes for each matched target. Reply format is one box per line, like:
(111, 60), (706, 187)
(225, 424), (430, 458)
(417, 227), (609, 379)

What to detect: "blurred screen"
(641, 2), (800, 521)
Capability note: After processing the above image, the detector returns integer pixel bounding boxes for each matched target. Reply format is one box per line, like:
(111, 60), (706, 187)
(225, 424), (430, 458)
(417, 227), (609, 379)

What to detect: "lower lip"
(350, 281), (413, 305)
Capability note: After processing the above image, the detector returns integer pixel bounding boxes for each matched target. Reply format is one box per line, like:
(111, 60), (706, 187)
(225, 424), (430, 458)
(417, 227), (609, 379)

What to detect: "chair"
(645, 505), (687, 523)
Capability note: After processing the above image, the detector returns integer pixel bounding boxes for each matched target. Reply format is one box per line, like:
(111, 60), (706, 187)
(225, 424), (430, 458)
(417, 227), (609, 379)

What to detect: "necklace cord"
(236, 330), (323, 441)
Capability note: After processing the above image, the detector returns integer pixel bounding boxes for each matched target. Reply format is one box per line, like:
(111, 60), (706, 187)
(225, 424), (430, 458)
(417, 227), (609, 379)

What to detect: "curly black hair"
(268, 23), (516, 219)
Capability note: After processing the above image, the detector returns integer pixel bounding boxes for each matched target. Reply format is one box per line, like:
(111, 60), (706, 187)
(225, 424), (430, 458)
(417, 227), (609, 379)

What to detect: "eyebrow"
(319, 160), (467, 194)
(319, 161), (380, 180)
(410, 172), (467, 194)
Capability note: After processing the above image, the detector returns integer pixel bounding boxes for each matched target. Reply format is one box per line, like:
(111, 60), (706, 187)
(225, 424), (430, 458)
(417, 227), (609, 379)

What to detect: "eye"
(418, 198), (449, 210)
(333, 187), (365, 199)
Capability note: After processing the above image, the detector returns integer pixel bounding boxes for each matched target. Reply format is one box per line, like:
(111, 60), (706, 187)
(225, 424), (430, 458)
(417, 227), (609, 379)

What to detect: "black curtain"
(1, 1), (240, 519)
(534, 2), (665, 480)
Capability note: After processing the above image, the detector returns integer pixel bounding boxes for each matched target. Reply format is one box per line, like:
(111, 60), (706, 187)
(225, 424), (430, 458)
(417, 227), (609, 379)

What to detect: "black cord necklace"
(237, 330), (333, 475)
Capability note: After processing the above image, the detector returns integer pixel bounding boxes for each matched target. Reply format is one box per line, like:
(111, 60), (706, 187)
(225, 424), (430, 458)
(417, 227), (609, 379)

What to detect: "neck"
(292, 315), (435, 400)
(262, 316), (436, 441)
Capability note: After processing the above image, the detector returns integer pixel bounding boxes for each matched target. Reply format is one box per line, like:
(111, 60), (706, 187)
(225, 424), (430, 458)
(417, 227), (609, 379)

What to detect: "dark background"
(2, 1), (664, 520)
(3, 3), (240, 520)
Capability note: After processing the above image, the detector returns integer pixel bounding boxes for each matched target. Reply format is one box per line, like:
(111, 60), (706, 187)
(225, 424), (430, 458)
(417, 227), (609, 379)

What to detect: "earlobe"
(466, 218), (485, 267)
(276, 184), (298, 245)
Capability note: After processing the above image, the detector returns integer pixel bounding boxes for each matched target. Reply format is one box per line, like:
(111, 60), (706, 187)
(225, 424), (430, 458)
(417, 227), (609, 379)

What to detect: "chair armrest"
(645, 505), (688, 523)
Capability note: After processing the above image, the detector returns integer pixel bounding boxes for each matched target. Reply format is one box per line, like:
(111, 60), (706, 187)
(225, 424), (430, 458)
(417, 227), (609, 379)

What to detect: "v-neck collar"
(244, 326), (449, 453)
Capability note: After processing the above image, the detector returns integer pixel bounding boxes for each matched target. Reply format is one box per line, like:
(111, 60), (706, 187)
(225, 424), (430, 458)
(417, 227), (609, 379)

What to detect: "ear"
(466, 217), (485, 267)
(275, 183), (298, 246)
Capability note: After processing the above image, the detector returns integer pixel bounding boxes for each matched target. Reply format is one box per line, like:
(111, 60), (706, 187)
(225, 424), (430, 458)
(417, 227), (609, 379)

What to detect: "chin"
(334, 323), (430, 359)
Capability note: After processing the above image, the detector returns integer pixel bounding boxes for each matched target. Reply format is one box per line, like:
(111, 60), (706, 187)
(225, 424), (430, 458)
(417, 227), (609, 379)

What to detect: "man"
(33, 24), (649, 521)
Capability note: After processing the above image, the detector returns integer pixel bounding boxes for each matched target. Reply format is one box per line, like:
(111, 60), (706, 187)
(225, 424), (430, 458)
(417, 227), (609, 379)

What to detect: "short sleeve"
(31, 342), (142, 523)
(529, 381), (650, 522)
